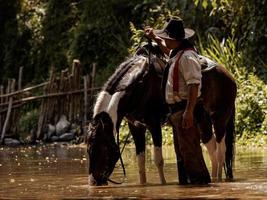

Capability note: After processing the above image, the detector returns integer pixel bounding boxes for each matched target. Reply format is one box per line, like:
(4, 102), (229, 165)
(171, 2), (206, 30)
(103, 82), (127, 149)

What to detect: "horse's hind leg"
(212, 113), (228, 182)
(216, 135), (226, 181)
(148, 121), (166, 184)
(225, 110), (235, 180)
(128, 122), (147, 184)
(199, 112), (218, 182)
(214, 110), (235, 181)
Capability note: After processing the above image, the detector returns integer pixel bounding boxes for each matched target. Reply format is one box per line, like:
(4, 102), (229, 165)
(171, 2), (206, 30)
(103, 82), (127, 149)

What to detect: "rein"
(107, 130), (131, 184)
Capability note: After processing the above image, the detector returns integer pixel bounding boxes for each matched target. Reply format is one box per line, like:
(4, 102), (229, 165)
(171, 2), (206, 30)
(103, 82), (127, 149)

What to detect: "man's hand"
(182, 110), (194, 129)
(144, 26), (170, 56)
(144, 26), (156, 40)
(183, 84), (199, 129)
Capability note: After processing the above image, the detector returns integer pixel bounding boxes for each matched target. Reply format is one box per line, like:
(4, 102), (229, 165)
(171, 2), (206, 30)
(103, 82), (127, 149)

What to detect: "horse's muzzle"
(88, 174), (108, 186)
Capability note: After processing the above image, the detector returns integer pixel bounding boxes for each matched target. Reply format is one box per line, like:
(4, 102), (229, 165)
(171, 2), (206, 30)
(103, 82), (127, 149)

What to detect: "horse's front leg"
(148, 120), (166, 184)
(128, 122), (147, 184)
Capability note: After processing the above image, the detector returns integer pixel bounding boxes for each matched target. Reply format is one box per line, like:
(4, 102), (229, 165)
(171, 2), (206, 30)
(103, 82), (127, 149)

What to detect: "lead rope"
(107, 131), (130, 184)
(147, 38), (152, 67)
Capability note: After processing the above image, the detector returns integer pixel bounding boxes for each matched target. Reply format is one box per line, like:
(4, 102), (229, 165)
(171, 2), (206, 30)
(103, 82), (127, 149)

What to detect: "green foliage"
(162, 125), (173, 145)
(37, 0), (79, 81)
(195, 0), (267, 73)
(129, 1), (180, 54)
(0, 0), (21, 83)
(71, 0), (143, 84)
(236, 75), (267, 138)
(198, 35), (246, 78)
(119, 120), (174, 146)
(18, 109), (39, 138)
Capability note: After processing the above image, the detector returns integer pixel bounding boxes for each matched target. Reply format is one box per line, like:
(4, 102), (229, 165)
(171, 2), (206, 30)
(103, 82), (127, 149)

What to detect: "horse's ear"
(135, 45), (149, 56)
(151, 43), (164, 57)
(135, 42), (164, 58)
(85, 121), (98, 144)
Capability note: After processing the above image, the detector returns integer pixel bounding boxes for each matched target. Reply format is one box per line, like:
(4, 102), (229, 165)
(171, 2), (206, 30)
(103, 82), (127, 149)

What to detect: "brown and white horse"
(86, 43), (237, 185)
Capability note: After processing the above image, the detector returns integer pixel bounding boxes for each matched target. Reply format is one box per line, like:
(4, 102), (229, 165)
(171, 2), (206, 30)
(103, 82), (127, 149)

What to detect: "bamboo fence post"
(37, 87), (47, 139)
(63, 69), (69, 118)
(46, 69), (56, 126)
(0, 85), (3, 132)
(69, 74), (74, 121)
(58, 70), (65, 118)
(4, 80), (11, 133)
(12, 66), (24, 135)
(72, 61), (76, 119)
(83, 75), (88, 124)
(51, 79), (58, 124)
(1, 79), (15, 144)
(18, 67), (23, 90)
(66, 71), (71, 121)
(5, 80), (11, 104)
(91, 63), (96, 90)
(90, 63), (96, 105)
(64, 69), (70, 119)
(72, 60), (81, 120)
(37, 67), (55, 139)
(75, 60), (80, 119)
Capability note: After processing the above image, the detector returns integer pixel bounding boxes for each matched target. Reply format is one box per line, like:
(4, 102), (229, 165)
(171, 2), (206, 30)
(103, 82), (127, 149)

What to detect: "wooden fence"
(0, 60), (100, 144)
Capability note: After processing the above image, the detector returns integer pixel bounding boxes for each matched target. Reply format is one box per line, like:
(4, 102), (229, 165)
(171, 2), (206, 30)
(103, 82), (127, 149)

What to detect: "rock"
(47, 124), (56, 139)
(4, 138), (21, 146)
(51, 136), (59, 142)
(30, 128), (37, 144)
(56, 115), (70, 135)
(70, 124), (77, 134)
(58, 133), (75, 141)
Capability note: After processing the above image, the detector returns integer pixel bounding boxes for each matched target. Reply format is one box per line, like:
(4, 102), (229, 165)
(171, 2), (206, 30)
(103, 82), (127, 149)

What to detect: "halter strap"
(172, 48), (196, 101)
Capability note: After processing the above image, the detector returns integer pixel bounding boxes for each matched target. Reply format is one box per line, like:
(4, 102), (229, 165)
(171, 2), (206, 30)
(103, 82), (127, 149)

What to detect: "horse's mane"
(103, 55), (148, 94)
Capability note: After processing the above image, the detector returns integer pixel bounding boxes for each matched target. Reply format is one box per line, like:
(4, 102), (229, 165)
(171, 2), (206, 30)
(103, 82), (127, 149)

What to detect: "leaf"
(202, 0), (208, 9)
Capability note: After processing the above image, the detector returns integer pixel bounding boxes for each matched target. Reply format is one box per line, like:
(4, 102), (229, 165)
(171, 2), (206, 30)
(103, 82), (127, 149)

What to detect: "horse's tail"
(225, 106), (235, 180)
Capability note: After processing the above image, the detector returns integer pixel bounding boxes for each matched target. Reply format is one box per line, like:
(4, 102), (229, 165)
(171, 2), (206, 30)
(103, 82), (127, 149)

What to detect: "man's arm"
(182, 84), (199, 129)
(152, 36), (171, 56)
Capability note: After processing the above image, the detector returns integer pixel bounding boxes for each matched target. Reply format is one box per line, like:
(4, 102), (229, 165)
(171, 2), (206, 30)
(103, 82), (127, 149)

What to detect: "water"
(0, 144), (266, 199)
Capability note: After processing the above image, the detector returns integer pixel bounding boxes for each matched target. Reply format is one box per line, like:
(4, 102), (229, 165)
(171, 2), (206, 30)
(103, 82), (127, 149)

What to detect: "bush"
(236, 75), (267, 139)
(18, 109), (39, 139)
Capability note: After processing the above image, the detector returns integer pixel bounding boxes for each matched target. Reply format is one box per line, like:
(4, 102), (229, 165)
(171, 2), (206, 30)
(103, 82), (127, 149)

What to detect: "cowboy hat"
(154, 17), (195, 40)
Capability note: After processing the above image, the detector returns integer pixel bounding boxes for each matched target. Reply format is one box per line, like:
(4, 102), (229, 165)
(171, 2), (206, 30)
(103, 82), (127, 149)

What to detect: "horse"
(86, 45), (168, 186)
(86, 43), (237, 186)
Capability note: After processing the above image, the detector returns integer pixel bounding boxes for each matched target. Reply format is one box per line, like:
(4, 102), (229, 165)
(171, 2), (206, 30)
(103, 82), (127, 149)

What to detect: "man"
(145, 17), (211, 184)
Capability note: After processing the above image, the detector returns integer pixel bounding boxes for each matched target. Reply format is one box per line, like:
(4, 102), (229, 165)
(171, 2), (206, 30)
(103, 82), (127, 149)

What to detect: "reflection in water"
(0, 144), (266, 199)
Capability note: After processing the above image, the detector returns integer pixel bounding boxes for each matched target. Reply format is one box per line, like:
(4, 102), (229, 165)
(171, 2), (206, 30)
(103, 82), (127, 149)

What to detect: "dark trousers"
(169, 108), (211, 184)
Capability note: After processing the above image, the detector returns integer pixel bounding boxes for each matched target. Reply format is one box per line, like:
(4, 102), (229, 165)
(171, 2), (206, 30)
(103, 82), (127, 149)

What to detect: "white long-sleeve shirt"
(165, 50), (202, 104)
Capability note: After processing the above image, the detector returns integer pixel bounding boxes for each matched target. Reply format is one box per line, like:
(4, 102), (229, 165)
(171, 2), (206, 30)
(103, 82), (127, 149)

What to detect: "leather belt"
(168, 100), (187, 114)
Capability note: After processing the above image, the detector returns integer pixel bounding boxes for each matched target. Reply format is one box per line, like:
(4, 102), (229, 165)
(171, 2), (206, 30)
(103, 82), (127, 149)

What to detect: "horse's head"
(86, 112), (120, 186)
(135, 42), (166, 74)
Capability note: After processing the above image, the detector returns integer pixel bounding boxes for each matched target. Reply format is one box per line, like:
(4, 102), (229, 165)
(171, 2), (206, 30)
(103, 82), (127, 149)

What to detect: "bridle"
(96, 117), (130, 185)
